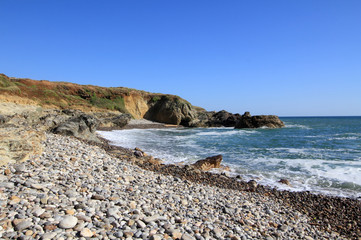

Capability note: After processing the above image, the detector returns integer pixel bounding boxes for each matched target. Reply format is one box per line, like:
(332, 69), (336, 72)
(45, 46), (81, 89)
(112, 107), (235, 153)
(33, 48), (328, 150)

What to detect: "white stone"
(80, 228), (93, 237)
(59, 216), (78, 229)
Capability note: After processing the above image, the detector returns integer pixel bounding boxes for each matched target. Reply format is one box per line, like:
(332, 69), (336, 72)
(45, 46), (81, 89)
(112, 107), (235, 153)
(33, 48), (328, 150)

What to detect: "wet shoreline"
(90, 129), (361, 239)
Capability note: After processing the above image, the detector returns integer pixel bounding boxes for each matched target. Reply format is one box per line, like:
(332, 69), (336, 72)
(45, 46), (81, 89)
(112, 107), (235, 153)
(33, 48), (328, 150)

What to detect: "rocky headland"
(0, 73), (283, 129)
(1, 74), (360, 239)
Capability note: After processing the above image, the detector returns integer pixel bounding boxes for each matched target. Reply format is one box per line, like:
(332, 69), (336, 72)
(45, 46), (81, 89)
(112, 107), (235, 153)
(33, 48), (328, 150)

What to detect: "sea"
(98, 117), (361, 199)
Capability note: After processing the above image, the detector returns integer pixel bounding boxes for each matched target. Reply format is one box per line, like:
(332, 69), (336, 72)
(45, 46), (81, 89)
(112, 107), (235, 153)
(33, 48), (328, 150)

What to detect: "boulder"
(191, 155), (223, 171)
(94, 112), (132, 129)
(194, 110), (242, 127)
(36, 109), (70, 131)
(235, 112), (284, 129)
(278, 178), (291, 186)
(51, 114), (100, 142)
(144, 95), (198, 126)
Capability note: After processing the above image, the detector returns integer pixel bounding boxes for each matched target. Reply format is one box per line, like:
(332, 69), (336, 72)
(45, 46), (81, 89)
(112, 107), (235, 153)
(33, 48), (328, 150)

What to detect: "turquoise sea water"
(98, 117), (361, 198)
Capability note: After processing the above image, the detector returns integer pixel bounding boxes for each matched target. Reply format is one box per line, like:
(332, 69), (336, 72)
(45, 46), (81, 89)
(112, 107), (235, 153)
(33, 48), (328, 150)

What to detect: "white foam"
(98, 127), (361, 199)
(283, 123), (311, 129)
(195, 129), (257, 136)
(230, 158), (361, 198)
(329, 136), (358, 140)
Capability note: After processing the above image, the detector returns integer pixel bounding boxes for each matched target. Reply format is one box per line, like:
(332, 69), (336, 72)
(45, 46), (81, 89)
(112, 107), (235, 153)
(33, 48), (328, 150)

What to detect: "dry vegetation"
(0, 74), (151, 113)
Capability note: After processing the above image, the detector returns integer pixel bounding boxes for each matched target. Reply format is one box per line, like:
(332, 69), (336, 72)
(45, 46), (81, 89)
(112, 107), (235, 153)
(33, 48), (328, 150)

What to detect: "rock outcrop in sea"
(235, 112), (285, 129)
(144, 95), (198, 126)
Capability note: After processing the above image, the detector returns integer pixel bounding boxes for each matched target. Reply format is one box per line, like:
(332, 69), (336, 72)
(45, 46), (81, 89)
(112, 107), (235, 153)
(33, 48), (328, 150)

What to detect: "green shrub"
(89, 94), (128, 113)
(151, 96), (161, 103)
(0, 75), (16, 88)
(43, 89), (58, 97)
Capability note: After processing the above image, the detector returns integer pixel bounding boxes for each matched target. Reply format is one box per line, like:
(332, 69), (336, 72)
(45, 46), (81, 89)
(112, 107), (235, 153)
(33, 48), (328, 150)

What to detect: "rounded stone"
(59, 216), (78, 229)
(15, 220), (33, 231)
(80, 228), (94, 238)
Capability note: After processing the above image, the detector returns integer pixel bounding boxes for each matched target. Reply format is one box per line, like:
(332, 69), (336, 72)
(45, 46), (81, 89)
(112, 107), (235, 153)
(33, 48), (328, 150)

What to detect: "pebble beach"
(1, 133), (357, 239)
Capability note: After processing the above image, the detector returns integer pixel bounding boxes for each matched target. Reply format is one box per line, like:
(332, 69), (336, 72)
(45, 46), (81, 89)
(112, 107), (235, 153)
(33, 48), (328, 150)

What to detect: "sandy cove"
(1, 129), (360, 239)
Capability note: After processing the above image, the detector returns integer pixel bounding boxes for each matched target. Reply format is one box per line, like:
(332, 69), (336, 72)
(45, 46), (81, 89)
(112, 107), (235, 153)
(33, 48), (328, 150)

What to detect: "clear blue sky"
(1, 0), (360, 116)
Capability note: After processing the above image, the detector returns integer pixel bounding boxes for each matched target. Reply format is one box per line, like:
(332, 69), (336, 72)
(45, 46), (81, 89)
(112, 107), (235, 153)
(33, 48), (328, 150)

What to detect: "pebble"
(33, 207), (45, 217)
(80, 228), (94, 237)
(59, 216), (78, 229)
(14, 163), (26, 173)
(15, 220), (33, 231)
(41, 232), (57, 240)
(0, 133), (349, 240)
(0, 174), (7, 181)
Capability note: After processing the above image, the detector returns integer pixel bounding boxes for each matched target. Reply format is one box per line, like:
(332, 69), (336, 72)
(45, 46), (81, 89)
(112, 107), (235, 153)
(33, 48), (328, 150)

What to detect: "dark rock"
(61, 109), (83, 116)
(194, 110), (242, 127)
(110, 114), (132, 127)
(134, 151), (143, 158)
(91, 194), (105, 200)
(0, 115), (7, 125)
(144, 95), (197, 126)
(191, 155), (223, 171)
(235, 112), (284, 129)
(278, 179), (291, 186)
(51, 114), (100, 142)
(211, 110), (242, 127)
(38, 110), (70, 130)
(247, 180), (258, 191)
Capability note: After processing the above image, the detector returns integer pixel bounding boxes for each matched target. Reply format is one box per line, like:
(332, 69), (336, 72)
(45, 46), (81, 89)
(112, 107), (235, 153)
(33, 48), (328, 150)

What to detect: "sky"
(1, 1), (361, 116)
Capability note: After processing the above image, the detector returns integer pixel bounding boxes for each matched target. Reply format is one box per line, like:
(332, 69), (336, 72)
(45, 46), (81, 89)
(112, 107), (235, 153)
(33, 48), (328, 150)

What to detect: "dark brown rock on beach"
(191, 155), (223, 171)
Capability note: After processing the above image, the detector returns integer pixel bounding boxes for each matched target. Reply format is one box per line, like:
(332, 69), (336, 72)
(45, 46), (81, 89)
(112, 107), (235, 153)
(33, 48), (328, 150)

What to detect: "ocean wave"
(283, 123), (311, 129)
(328, 136), (359, 140)
(230, 158), (361, 198)
(98, 122), (361, 198)
(248, 157), (361, 185)
(195, 129), (257, 136)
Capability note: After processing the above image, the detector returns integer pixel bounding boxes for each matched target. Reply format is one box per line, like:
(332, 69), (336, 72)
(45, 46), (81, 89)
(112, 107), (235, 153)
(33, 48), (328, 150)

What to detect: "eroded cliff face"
(123, 93), (149, 119)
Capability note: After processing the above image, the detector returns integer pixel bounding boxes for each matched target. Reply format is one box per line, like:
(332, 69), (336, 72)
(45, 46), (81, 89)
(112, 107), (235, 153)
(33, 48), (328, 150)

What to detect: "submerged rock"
(235, 112), (284, 129)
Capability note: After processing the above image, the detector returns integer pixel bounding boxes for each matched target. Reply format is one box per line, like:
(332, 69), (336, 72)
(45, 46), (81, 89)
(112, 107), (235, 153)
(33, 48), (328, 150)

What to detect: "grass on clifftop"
(0, 74), (21, 93)
(0, 73), (201, 115)
(89, 94), (127, 112)
(0, 74), (135, 113)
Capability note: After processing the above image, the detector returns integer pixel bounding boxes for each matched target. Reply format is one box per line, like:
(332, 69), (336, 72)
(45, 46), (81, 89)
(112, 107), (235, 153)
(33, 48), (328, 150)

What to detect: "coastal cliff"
(0, 74), (284, 128)
(0, 73), (197, 125)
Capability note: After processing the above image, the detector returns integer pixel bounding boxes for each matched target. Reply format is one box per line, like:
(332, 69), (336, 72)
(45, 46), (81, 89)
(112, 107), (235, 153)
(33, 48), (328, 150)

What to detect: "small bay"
(98, 116), (361, 198)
